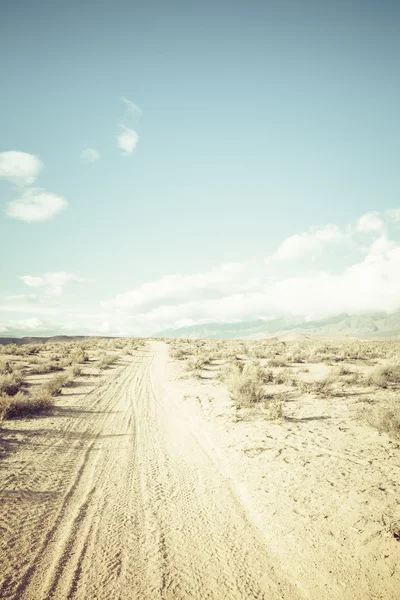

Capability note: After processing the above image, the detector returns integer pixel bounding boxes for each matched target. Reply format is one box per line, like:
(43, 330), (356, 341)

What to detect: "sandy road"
(0, 343), (301, 600)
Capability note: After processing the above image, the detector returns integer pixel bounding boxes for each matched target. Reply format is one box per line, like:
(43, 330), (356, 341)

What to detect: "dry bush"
(98, 354), (119, 369)
(42, 373), (72, 396)
(0, 389), (54, 419)
(170, 346), (189, 360)
(71, 364), (83, 377)
(221, 363), (265, 407)
(30, 360), (63, 375)
(273, 368), (297, 386)
(0, 372), (25, 396)
(298, 378), (333, 396)
(265, 396), (286, 420)
(0, 360), (14, 375)
(367, 364), (400, 388)
(268, 357), (287, 368)
(366, 399), (400, 439)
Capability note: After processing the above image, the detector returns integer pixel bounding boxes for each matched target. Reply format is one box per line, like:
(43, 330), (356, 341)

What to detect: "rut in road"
(0, 343), (301, 600)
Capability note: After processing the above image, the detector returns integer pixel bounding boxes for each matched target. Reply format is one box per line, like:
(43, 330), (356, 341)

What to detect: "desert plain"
(0, 335), (399, 599)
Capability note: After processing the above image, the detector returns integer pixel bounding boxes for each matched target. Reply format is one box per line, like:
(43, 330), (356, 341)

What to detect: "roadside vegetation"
(169, 337), (400, 436)
(0, 337), (146, 421)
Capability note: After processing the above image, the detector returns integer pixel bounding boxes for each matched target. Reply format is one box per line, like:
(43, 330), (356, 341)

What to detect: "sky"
(1, 0), (400, 336)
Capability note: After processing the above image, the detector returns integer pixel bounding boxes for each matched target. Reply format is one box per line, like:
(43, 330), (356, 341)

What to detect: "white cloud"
(386, 208), (400, 224)
(121, 96), (142, 115)
(117, 126), (139, 155)
(4, 318), (45, 332)
(81, 148), (100, 163)
(4, 294), (38, 303)
(0, 151), (43, 186)
(6, 188), (67, 222)
(19, 276), (44, 288)
(272, 224), (345, 261)
(4, 210), (400, 337)
(98, 229), (400, 334)
(20, 272), (87, 296)
(103, 262), (253, 312)
(356, 212), (385, 233)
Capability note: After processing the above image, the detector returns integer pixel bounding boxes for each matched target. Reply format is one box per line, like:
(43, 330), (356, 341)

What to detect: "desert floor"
(0, 340), (399, 599)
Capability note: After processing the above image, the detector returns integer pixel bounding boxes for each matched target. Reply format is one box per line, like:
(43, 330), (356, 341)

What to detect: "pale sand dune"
(0, 341), (399, 599)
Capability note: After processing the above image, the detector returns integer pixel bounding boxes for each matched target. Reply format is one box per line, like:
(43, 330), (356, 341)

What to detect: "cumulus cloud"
(103, 262), (254, 312)
(6, 188), (67, 222)
(271, 224), (345, 261)
(20, 272), (87, 296)
(5, 209), (400, 337)
(81, 148), (100, 163)
(356, 212), (385, 233)
(117, 126), (139, 155)
(99, 223), (400, 334)
(0, 151), (43, 186)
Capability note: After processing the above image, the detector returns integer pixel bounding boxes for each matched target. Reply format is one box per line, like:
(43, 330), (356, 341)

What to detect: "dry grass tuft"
(0, 372), (25, 396)
(30, 360), (63, 375)
(366, 399), (400, 439)
(42, 373), (72, 396)
(0, 390), (54, 420)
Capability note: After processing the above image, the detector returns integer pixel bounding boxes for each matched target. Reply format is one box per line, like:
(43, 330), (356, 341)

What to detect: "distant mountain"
(155, 312), (400, 339)
(0, 335), (112, 346)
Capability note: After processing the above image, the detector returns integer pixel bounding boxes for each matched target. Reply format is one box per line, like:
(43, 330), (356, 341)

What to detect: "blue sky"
(1, 0), (400, 336)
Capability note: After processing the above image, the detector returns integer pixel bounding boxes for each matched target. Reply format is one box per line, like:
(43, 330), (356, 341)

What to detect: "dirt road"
(0, 343), (301, 600)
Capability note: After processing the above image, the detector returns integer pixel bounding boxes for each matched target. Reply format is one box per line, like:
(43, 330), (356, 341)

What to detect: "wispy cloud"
(3, 294), (38, 303)
(117, 125), (139, 155)
(20, 272), (88, 296)
(6, 188), (67, 222)
(80, 148), (100, 163)
(0, 151), (43, 186)
(121, 96), (142, 116)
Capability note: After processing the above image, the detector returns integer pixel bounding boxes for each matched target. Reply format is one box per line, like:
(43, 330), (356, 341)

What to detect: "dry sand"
(0, 341), (399, 599)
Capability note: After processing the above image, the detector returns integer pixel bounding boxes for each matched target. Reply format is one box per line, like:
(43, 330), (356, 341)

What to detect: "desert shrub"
(43, 373), (72, 396)
(265, 396), (285, 420)
(0, 372), (25, 396)
(98, 354), (119, 369)
(221, 363), (265, 406)
(274, 368), (296, 386)
(298, 378), (333, 396)
(269, 357), (287, 368)
(71, 364), (83, 377)
(0, 360), (14, 375)
(367, 364), (400, 388)
(0, 389), (54, 419)
(170, 347), (188, 360)
(186, 356), (205, 371)
(264, 369), (274, 383)
(3, 344), (18, 355)
(366, 400), (400, 439)
(30, 360), (63, 375)
(71, 348), (89, 364)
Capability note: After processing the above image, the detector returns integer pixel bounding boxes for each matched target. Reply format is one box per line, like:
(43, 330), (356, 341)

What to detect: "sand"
(0, 341), (399, 599)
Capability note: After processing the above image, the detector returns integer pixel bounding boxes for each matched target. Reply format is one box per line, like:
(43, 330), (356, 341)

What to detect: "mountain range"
(156, 312), (400, 339)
